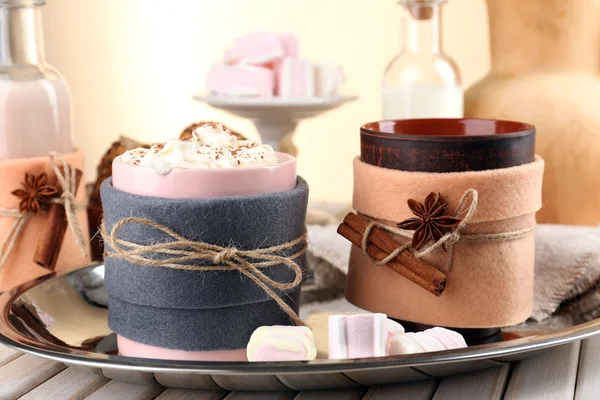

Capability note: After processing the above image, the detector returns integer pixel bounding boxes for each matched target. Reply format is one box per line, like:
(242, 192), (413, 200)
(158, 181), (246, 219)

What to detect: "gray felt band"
(109, 288), (302, 351)
(100, 177), (309, 351)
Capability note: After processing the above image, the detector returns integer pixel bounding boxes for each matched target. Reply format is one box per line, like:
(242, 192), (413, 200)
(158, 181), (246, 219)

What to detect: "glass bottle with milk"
(383, 0), (463, 120)
(0, 0), (73, 160)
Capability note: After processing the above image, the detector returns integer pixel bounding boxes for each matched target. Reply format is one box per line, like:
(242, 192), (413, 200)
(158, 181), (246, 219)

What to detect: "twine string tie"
(101, 217), (308, 326)
(361, 189), (535, 271)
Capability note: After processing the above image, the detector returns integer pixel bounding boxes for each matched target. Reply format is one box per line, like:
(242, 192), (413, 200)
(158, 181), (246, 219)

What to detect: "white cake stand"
(193, 94), (358, 151)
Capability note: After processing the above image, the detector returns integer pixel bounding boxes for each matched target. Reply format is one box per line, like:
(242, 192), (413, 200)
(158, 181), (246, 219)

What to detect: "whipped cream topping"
(118, 124), (278, 175)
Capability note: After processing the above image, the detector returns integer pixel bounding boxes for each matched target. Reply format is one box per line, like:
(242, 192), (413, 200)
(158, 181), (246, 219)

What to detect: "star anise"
(397, 192), (462, 250)
(11, 173), (59, 214)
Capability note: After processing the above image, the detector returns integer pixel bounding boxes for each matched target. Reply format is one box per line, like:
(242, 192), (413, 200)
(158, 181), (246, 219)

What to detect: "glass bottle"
(382, 0), (463, 120)
(0, 0), (73, 160)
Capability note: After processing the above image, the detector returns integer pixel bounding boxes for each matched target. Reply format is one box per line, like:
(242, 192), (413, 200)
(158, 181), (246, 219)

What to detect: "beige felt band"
(0, 150), (90, 291)
(353, 156), (544, 224)
(346, 156), (545, 328)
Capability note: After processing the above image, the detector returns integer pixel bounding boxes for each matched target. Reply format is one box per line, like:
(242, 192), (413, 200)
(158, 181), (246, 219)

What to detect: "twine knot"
(101, 217), (308, 326)
(212, 247), (239, 264)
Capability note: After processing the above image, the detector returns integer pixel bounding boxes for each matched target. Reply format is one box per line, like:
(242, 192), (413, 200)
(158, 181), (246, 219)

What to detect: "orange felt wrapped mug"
(345, 119), (544, 329)
(0, 150), (91, 291)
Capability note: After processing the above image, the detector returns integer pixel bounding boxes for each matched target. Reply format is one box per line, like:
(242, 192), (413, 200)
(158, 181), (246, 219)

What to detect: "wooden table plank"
(0, 354), (66, 400)
(293, 388), (367, 400)
(156, 389), (229, 400)
(277, 372), (362, 390)
(504, 342), (580, 400)
(345, 366), (430, 386)
(0, 345), (22, 368)
(212, 375), (291, 391)
(575, 335), (600, 400)
(224, 392), (297, 400)
(20, 367), (109, 399)
(363, 380), (438, 400)
(154, 372), (222, 390)
(86, 380), (166, 400)
(433, 365), (510, 400)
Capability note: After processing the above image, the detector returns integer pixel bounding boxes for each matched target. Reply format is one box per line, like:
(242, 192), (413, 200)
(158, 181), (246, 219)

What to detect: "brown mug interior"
(361, 119), (535, 141)
(360, 118), (536, 172)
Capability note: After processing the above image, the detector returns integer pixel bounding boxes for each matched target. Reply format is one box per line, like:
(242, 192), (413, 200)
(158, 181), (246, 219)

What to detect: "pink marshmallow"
(234, 32), (285, 65)
(424, 327), (467, 350)
(328, 314), (388, 359)
(387, 319), (405, 342)
(206, 63), (275, 97)
(223, 46), (238, 64)
(279, 33), (299, 58)
(277, 57), (315, 97)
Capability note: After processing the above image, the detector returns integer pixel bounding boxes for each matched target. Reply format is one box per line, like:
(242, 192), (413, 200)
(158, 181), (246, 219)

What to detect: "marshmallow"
(234, 32), (285, 65)
(315, 63), (345, 97)
(424, 327), (468, 349)
(328, 313), (388, 359)
(279, 33), (299, 58)
(406, 332), (446, 352)
(388, 328), (467, 356)
(206, 63), (275, 97)
(388, 334), (425, 355)
(247, 326), (317, 362)
(223, 46), (238, 64)
(387, 319), (406, 342)
(277, 57), (315, 97)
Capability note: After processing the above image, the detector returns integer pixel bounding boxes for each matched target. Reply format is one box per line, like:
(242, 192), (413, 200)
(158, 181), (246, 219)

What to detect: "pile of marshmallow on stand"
(207, 32), (345, 98)
(246, 313), (467, 362)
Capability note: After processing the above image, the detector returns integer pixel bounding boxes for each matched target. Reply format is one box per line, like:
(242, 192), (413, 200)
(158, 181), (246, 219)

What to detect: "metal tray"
(1, 264), (599, 391)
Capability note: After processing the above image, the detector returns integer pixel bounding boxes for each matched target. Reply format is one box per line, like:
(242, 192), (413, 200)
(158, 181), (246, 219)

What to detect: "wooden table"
(1, 335), (599, 400)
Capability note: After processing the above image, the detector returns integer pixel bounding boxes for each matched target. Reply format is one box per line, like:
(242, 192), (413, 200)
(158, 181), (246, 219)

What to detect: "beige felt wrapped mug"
(0, 151), (90, 291)
(345, 119), (544, 329)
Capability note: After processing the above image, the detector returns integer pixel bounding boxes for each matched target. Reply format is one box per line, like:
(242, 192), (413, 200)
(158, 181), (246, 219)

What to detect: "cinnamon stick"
(34, 167), (83, 271)
(343, 213), (446, 290)
(337, 223), (444, 296)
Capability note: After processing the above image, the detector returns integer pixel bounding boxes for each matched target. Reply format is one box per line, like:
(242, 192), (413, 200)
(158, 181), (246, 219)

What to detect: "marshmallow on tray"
(279, 33), (299, 58)
(387, 318), (406, 341)
(277, 58), (315, 97)
(329, 313), (389, 359)
(315, 63), (345, 97)
(247, 326), (317, 362)
(206, 31), (346, 98)
(388, 328), (467, 356)
(233, 32), (285, 65)
(207, 63), (274, 97)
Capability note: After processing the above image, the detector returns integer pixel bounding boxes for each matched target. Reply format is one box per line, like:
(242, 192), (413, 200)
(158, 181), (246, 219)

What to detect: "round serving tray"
(1, 264), (599, 391)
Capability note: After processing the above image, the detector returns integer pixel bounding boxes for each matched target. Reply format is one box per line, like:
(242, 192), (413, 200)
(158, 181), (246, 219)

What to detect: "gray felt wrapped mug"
(100, 152), (309, 361)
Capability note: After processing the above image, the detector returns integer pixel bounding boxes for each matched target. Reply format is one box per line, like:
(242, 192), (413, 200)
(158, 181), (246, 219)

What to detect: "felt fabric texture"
(0, 150), (90, 291)
(353, 156), (544, 224)
(109, 287), (302, 351)
(101, 177), (309, 351)
(306, 220), (600, 325)
(346, 157), (544, 328)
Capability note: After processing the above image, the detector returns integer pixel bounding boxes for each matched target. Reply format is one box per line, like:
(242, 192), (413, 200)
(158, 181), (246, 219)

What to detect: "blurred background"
(41, 0), (490, 203)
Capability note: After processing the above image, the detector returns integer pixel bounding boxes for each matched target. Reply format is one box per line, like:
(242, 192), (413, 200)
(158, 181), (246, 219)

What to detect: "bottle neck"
(401, 1), (442, 54)
(0, 2), (45, 66)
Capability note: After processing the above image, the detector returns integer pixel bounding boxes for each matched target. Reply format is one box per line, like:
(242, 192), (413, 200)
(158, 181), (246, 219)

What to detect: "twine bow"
(362, 189), (535, 271)
(101, 217), (308, 326)
(0, 154), (87, 272)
